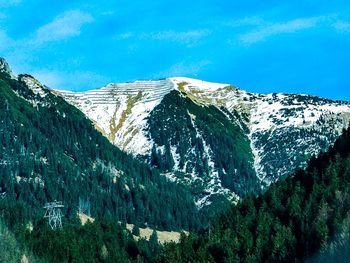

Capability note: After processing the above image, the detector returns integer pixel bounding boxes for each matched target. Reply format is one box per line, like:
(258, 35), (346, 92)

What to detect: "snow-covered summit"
(170, 77), (230, 92)
(55, 77), (233, 154)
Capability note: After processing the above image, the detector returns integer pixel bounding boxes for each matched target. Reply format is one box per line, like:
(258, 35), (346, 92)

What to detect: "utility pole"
(44, 201), (64, 230)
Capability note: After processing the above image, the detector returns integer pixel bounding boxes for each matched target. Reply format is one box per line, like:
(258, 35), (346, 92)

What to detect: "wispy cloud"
(119, 29), (210, 46)
(31, 10), (94, 45)
(0, 0), (21, 8)
(154, 60), (211, 78)
(239, 16), (325, 45)
(119, 32), (134, 39)
(333, 21), (350, 33)
(221, 16), (264, 28)
(143, 30), (209, 42)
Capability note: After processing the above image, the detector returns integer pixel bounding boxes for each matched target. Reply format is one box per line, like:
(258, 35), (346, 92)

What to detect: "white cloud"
(119, 32), (134, 39)
(154, 60), (211, 78)
(239, 16), (324, 45)
(143, 30), (209, 42)
(333, 21), (350, 33)
(32, 10), (94, 45)
(0, 0), (21, 8)
(222, 16), (264, 28)
(119, 29), (209, 46)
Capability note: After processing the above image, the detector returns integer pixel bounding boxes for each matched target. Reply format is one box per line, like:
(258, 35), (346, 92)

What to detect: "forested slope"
(0, 70), (199, 231)
(160, 126), (350, 262)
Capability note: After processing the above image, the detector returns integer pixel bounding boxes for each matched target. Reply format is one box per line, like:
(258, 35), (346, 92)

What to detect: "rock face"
(0, 58), (13, 76)
(56, 77), (350, 207)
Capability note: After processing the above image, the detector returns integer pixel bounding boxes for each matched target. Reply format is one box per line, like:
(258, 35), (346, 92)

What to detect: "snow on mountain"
(56, 78), (231, 159)
(0, 58), (15, 78)
(55, 77), (350, 207)
(170, 79), (350, 184)
(170, 77), (229, 91)
(57, 79), (174, 156)
(19, 75), (49, 98)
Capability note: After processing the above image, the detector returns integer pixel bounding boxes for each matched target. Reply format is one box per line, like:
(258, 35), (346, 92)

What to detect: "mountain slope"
(57, 77), (350, 208)
(160, 126), (350, 263)
(0, 61), (200, 231)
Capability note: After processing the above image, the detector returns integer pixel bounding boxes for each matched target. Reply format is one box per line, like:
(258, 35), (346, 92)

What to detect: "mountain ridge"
(55, 75), (350, 208)
(2, 57), (349, 210)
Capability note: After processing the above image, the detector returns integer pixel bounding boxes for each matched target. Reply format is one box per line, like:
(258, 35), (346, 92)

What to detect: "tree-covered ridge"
(0, 71), (199, 231)
(159, 125), (350, 262)
(147, 90), (259, 210)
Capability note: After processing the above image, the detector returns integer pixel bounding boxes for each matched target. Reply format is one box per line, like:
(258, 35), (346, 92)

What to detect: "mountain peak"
(0, 57), (13, 76)
(170, 77), (231, 92)
(18, 74), (49, 98)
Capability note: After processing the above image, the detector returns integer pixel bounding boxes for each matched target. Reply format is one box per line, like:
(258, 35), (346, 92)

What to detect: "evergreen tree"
(132, 223), (140, 236)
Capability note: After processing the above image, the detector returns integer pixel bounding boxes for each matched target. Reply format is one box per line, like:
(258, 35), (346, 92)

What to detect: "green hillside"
(0, 71), (199, 231)
(159, 126), (350, 262)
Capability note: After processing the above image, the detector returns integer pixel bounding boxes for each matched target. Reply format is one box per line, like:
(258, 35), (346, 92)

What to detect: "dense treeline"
(158, 126), (350, 262)
(0, 72), (199, 231)
(1, 211), (162, 263)
(0, 220), (42, 263)
(25, 219), (161, 263)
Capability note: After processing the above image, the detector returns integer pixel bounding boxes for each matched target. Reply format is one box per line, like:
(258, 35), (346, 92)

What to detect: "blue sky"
(0, 0), (349, 100)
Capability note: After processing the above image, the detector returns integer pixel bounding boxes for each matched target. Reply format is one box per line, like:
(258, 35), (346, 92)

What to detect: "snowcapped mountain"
(55, 77), (350, 208)
(54, 79), (174, 156)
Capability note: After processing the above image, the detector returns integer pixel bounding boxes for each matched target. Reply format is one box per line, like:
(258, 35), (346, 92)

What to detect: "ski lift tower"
(44, 201), (64, 230)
